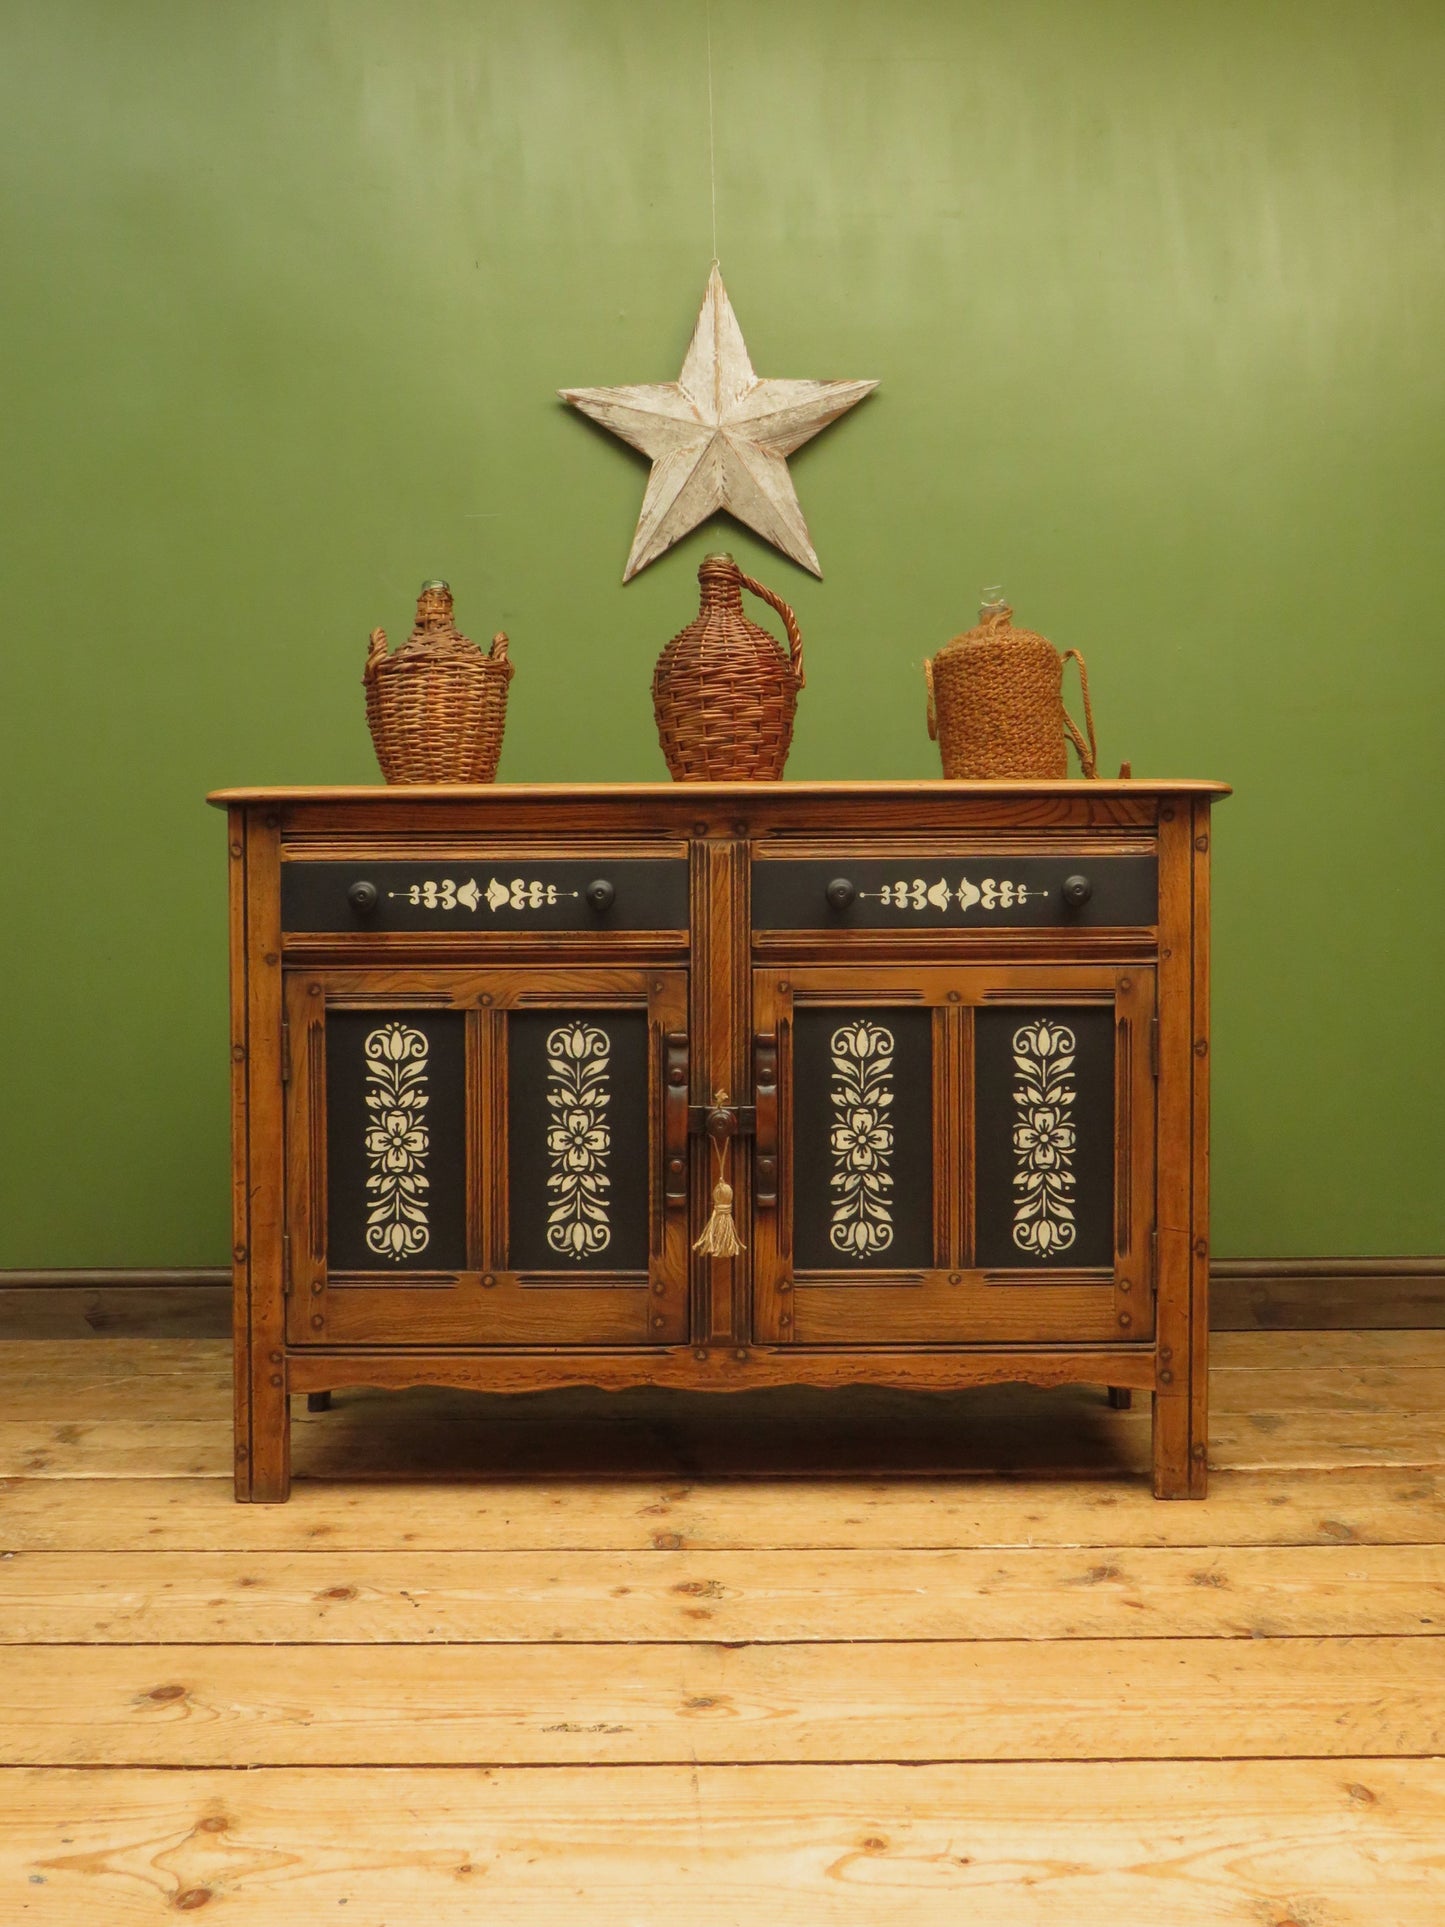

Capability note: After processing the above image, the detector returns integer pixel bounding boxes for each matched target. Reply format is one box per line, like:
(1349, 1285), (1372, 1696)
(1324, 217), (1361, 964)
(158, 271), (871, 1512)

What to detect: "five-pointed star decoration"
(560, 265), (877, 581)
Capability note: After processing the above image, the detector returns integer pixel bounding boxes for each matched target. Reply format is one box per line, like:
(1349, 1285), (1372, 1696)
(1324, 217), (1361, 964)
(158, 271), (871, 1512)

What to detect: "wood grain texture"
(1154, 799), (1199, 1494)
(4, 1465), (1441, 1553)
(8, 1333), (1445, 1410)
(4, 1636), (1442, 1765)
(8, 1393), (1442, 1479)
(227, 808), (251, 1509)
(1188, 797), (1213, 1488)
(8, 1259), (1443, 1341)
(4, 1543), (1443, 1644)
(8, 1335), (1445, 1481)
(221, 777), (1221, 1504)
(1, 1761), (1432, 1926)
(1212, 1258), (1445, 1330)
(0, 1285), (232, 1340)
(241, 810), (286, 1501)
(6, 1326), (1445, 1924)
(208, 780), (1231, 804)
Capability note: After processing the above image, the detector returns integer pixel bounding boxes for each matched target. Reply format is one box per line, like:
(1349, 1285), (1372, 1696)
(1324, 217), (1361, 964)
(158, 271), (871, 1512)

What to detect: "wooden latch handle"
(754, 1032), (778, 1208)
(663, 1031), (689, 1207)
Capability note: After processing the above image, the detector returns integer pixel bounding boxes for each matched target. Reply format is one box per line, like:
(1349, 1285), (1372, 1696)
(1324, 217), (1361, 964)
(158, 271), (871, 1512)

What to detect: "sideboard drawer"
(281, 856), (690, 934)
(751, 854), (1157, 930)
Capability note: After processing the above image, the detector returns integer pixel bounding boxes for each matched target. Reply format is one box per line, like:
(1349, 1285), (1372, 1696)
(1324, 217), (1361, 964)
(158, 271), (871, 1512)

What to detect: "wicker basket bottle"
(364, 580), (513, 784)
(653, 554), (804, 781)
(925, 588), (1098, 780)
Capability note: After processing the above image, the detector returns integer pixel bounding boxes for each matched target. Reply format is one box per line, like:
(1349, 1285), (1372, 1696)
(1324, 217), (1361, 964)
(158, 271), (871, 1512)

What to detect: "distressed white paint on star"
(561, 265), (877, 581)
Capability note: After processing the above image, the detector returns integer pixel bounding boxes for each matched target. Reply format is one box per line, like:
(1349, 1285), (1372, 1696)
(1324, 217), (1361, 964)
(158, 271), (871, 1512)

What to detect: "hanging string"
(705, 0), (718, 263)
(693, 1091), (745, 1257)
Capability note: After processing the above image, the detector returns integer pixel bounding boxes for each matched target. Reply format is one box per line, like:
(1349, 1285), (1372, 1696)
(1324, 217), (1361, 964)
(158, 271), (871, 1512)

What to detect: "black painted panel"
(974, 1007), (1115, 1270)
(283, 858), (689, 932)
(507, 1011), (650, 1274)
(752, 856), (1156, 929)
(792, 1008), (934, 1272)
(325, 1010), (467, 1273)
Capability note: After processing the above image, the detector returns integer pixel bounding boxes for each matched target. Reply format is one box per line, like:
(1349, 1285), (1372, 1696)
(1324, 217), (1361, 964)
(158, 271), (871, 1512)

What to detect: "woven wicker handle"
(924, 657), (938, 740)
(364, 627), (388, 681)
(1061, 648), (1099, 778)
(737, 568), (805, 690)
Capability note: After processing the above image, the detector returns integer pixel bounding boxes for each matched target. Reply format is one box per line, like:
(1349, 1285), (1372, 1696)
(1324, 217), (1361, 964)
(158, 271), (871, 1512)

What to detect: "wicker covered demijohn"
(926, 588), (1098, 780)
(653, 554), (804, 781)
(364, 581), (513, 784)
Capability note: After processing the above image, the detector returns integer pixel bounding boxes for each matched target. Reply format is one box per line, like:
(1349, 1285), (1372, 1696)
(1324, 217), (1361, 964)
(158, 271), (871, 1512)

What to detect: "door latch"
(663, 1032), (689, 1206)
(754, 1032), (778, 1208)
(688, 1097), (757, 1138)
(665, 1032), (777, 1204)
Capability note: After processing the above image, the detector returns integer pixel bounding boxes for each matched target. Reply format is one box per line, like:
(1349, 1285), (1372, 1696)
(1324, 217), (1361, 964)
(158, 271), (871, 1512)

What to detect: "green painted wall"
(2, 0), (1442, 1266)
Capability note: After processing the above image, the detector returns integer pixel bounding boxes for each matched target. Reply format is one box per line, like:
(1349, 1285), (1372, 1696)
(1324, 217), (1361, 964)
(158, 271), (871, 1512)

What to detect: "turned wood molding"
(2, 1259), (1442, 1335)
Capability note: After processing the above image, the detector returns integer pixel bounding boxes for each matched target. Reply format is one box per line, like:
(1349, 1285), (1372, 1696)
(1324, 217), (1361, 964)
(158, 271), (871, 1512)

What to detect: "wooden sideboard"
(211, 779), (1227, 1502)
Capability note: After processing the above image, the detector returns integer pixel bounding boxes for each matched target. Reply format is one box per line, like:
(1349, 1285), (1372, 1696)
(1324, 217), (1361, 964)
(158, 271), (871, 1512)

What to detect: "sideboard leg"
(1156, 1402), (1209, 1503)
(246, 1367), (291, 1504)
(1107, 1386), (1132, 1410)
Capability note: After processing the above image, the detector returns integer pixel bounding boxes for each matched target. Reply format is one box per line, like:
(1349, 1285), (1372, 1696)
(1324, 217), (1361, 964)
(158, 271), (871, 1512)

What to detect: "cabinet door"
(752, 964), (1154, 1345)
(284, 967), (689, 1346)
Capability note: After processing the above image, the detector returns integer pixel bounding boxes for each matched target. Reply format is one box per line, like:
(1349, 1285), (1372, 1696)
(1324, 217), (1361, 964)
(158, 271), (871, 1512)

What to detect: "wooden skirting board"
(0, 1258), (1442, 1338)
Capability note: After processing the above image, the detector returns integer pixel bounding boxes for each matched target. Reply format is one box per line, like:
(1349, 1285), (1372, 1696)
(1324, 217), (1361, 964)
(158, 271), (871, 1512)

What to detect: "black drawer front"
(283, 859), (690, 933)
(751, 856), (1157, 929)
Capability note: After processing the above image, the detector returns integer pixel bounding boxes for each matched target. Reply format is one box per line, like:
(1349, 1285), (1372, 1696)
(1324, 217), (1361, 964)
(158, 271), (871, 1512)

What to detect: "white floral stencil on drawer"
(363, 1023), (431, 1258)
(1011, 1019), (1078, 1256)
(545, 1023), (613, 1257)
(828, 1020), (896, 1258)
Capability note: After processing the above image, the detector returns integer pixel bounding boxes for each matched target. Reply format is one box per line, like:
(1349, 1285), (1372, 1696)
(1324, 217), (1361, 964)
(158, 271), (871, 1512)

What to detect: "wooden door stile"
(226, 807), (253, 1499)
(242, 808), (288, 1503)
(1154, 802), (1198, 1496)
(1189, 796), (1214, 1492)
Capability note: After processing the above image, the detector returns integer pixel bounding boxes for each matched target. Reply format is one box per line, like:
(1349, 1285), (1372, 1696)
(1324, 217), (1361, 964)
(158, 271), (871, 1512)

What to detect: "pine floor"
(1, 1332), (1443, 1922)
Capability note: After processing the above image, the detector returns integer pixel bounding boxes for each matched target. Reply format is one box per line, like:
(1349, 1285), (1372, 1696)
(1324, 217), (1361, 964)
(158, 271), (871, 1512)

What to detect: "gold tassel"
(694, 1178), (745, 1257)
(693, 1090), (746, 1257)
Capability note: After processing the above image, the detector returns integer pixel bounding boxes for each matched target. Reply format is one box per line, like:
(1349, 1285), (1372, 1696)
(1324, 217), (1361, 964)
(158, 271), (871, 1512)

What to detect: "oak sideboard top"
(210, 778), (1230, 807)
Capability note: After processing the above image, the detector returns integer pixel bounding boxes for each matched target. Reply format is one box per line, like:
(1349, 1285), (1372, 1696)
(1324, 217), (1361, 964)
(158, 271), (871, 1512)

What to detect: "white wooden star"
(561, 265), (877, 581)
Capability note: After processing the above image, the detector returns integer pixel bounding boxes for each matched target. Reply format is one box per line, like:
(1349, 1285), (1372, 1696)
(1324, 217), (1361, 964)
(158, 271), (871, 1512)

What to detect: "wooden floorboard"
(3, 1761), (1441, 1925)
(4, 1543), (1445, 1643)
(1, 1331), (1443, 1920)
(6, 1636), (1444, 1766)
(5, 1466), (1443, 1550)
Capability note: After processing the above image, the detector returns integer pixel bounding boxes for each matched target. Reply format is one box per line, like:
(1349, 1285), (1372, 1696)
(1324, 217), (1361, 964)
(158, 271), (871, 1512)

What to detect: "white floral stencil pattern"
(363, 1023), (431, 1259)
(828, 1020), (896, 1258)
(545, 1023), (612, 1258)
(1010, 1019), (1078, 1256)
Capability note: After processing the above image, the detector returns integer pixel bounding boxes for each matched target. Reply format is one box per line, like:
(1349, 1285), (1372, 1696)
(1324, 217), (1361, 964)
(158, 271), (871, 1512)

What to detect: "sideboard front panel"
(323, 1009), (469, 1275)
(973, 1004), (1117, 1272)
(751, 963), (1154, 1346)
(282, 966), (688, 1346)
(505, 1009), (651, 1276)
(752, 854), (1157, 931)
(282, 856), (689, 933)
(789, 1005), (936, 1274)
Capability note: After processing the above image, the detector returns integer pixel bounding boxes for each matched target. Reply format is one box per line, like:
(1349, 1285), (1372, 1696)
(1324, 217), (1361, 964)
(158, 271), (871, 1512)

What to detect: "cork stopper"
(413, 580), (454, 628)
(698, 552), (742, 606)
